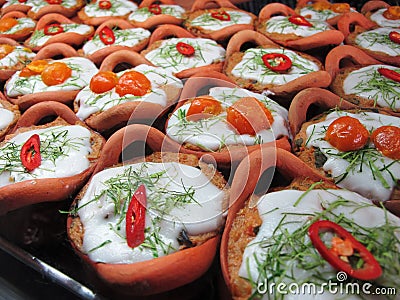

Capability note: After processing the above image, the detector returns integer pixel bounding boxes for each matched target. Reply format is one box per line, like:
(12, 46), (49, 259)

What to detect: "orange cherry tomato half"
(288, 15), (313, 27)
(325, 116), (369, 152)
(371, 126), (400, 160)
(330, 3), (350, 13)
(0, 44), (15, 59)
(186, 97), (223, 121)
(389, 31), (400, 44)
(176, 42), (195, 57)
(0, 18), (18, 32)
(312, 2), (331, 11)
(115, 70), (151, 97)
(19, 60), (49, 77)
(227, 97), (274, 136)
(383, 6), (400, 20)
(90, 71), (118, 94)
(378, 67), (400, 83)
(148, 4), (162, 15)
(46, 0), (62, 4)
(98, 0), (112, 10)
(41, 62), (72, 86)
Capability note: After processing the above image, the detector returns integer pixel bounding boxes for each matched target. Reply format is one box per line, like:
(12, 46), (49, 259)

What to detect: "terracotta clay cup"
(337, 12), (400, 67)
(220, 146), (331, 298)
(74, 50), (182, 133)
(325, 44), (400, 115)
(141, 24), (225, 79)
(257, 3), (344, 51)
(288, 87), (400, 217)
(129, 0), (185, 29)
(24, 13), (94, 52)
(66, 123), (223, 296)
(0, 101), (105, 215)
(82, 18), (150, 66)
(360, 0), (395, 27)
(0, 11), (36, 41)
(223, 29), (331, 99)
(0, 93), (20, 142)
(183, 0), (256, 42)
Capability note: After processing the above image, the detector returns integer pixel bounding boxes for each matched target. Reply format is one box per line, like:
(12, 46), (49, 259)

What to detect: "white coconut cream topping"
(239, 188), (400, 299)
(128, 5), (185, 22)
(27, 23), (92, 47)
(2, 0), (80, 13)
(82, 27), (150, 55)
(355, 28), (400, 57)
(75, 64), (183, 120)
(0, 104), (14, 131)
(305, 111), (400, 201)
(166, 87), (289, 151)
(370, 8), (400, 28)
(77, 161), (227, 264)
(299, 6), (339, 20)
(83, 0), (138, 17)
(0, 46), (35, 69)
(231, 48), (320, 86)
(144, 37), (225, 73)
(5, 57), (98, 97)
(342, 65), (400, 111)
(265, 15), (331, 37)
(187, 10), (253, 31)
(0, 18), (35, 34)
(0, 125), (93, 187)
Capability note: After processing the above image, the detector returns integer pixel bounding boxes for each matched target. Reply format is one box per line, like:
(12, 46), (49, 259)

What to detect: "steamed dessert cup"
(4, 43), (99, 110)
(77, 0), (138, 26)
(81, 18), (151, 66)
(141, 25), (226, 79)
(220, 146), (400, 299)
(337, 12), (400, 67)
(223, 30), (331, 101)
(295, 0), (353, 25)
(0, 11), (36, 42)
(289, 87), (400, 209)
(325, 45), (400, 114)
(0, 101), (105, 214)
(0, 96), (20, 141)
(1, 0), (85, 20)
(256, 2), (344, 51)
(182, 0), (256, 42)
(67, 123), (229, 296)
(361, 0), (400, 28)
(128, 0), (185, 30)
(0, 37), (36, 82)
(24, 13), (94, 52)
(74, 50), (183, 132)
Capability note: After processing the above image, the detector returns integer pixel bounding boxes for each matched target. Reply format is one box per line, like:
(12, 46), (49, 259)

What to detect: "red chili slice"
(20, 134), (41, 172)
(211, 11), (231, 21)
(288, 15), (313, 27)
(176, 42), (195, 56)
(98, 0), (112, 10)
(148, 4), (162, 15)
(378, 67), (400, 83)
(43, 23), (64, 35)
(99, 26), (115, 45)
(126, 184), (147, 248)
(46, 0), (62, 4)
(309, 220), (382, 281)
(262, 53), (292, 72)
(18, 0), (27, 3)
(389, 31), (400, 44)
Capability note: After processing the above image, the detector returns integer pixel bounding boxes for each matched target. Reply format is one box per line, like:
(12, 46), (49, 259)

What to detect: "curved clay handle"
(139, 0), (175, 8)
(8, 91), (80, 111)
(225, 30), (277, 59)
(148, 24), (195, 45)
(99, 50), (153, 72)
(94, 124), (181, 174)
(220, 146), (330, 289)
(190, 0), (236, 11)
(13, 101), (80, 131)
(95, 18), (134, 34)
(361, 0), (390, 14)
(325, 45), (381, 80)
(0, 37), (20, 46)
(337, 12), (376, 38)
(1, 11), (28, 19)
(288, 87), (357, 136)
(259, 3), (296, 22)
(1, 4), (30, 15)
(34, 42), (79, 60)
(35, 13), (74, 30)
(174, 62), (224, 79)
(286, 30), (344, 51)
